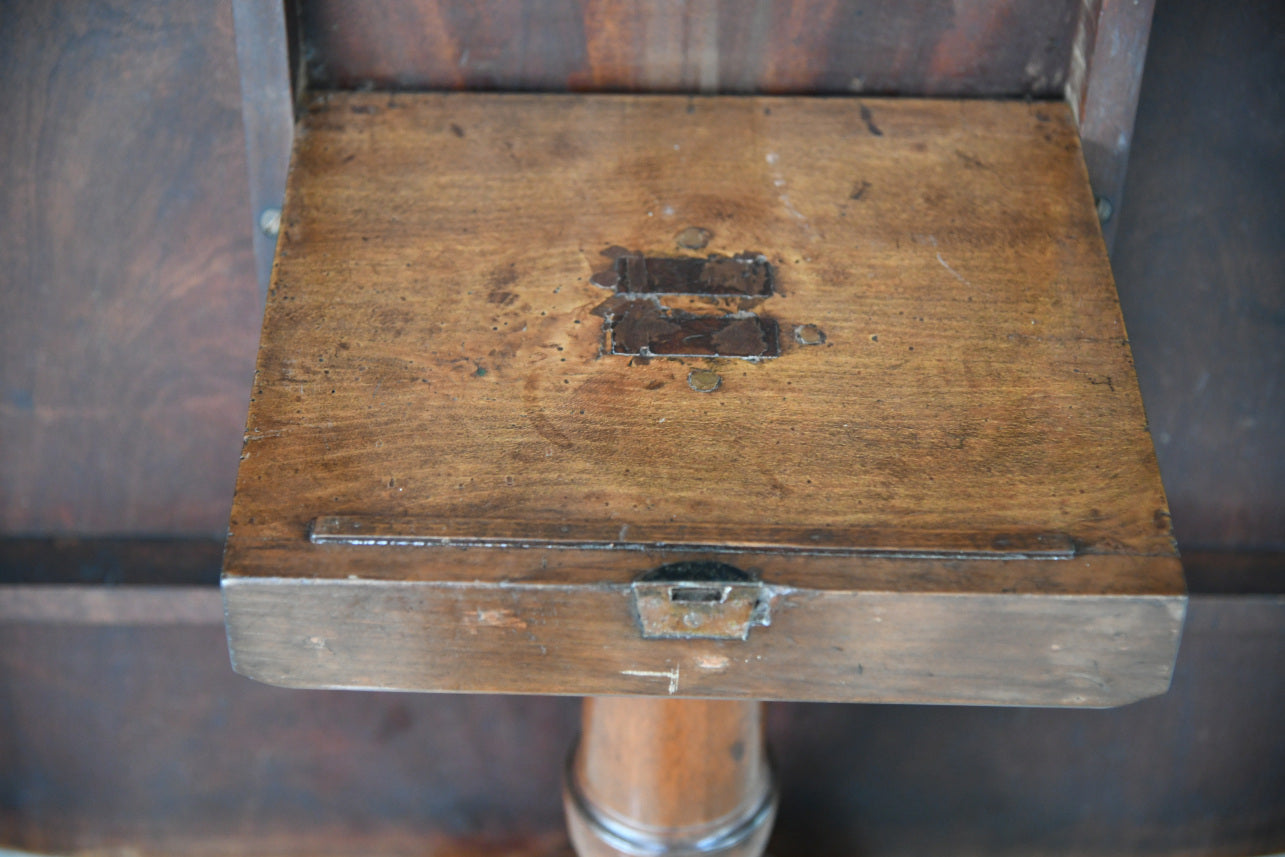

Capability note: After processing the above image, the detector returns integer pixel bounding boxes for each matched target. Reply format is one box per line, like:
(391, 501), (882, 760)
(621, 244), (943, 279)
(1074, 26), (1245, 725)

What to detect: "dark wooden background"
(1, 0), (1281, 854)
(296, 0), (1080, 96)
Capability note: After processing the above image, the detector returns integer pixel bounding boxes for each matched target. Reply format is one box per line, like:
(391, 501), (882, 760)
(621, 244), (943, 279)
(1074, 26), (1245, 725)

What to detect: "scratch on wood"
(622, 665), (680, 694)
(244, 429), (286, 441)
(469, 608), (528, 631)
(936, 252), (969, 285)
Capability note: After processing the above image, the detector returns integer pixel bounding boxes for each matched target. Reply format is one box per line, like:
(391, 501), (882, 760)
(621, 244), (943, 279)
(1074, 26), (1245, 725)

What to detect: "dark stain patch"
(591, 294), (634, 318)
(644, 379), (666, 390)
(850, 180), (871, 201)
(859, 103), (883, 136)
(487, 290), (518, 307)
(729, 740), (746, 761)
(610, 253), (773, 297)
(712, 317), (771, 356)
(600, 245), (632, 260)
(609, 300), (680, 353)
(350, 104), (378, 115)
(608, 300), (779, 360)
(589, 268), (620, 289)
(490, 264), (518, 289)
(449, 123), (465, 138)
(954, 149), (985, 169)
(1088, 374), (1116, 392)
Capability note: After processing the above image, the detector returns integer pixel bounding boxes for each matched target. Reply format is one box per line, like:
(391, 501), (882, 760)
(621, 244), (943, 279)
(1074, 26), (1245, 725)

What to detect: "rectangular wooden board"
(223, 93), (1183, 705)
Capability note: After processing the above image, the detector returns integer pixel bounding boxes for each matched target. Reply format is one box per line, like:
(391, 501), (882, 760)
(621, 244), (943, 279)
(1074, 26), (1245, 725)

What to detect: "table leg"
(564, 697), (776, 857)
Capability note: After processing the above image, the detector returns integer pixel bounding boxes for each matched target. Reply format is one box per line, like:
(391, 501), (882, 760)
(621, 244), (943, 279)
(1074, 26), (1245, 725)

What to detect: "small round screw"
(259, 207), (282, 237)
(1095, 196), (1114, 224)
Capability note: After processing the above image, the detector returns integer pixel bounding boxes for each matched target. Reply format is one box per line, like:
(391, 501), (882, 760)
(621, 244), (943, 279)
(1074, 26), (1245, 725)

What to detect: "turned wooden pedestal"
(566, 699), (775, 857)
(222, 93), (1184, 857)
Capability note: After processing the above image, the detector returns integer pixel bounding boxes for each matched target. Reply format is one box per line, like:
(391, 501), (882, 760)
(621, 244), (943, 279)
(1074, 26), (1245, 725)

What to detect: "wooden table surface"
(224, 93), (1183, 706)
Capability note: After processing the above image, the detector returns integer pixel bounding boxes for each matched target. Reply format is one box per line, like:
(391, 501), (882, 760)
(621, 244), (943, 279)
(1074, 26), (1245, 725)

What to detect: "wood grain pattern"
(0, 0), (263, 535)
(566, 699), (774, 857)
(223, 93), (1182, 704)
(298, 0), (1079, 97)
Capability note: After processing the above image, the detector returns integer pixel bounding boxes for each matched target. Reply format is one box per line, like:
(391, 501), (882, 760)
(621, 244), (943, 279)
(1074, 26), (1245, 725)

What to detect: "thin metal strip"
(309, 516), (1075, 560)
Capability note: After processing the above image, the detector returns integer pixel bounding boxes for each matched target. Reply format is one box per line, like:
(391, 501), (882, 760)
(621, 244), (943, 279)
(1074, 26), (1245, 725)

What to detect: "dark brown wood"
(298, 0), (1081, 96)
(0, 0), (262, 535)
(1110, 0), (1285, 552)
(224, 92), (1181, 705)
(566, 698), (774, 857)
(1182, 550), (1285, 595)
(1066, 0), (1157, 252)
(2, 591), (1282, 855)
(0, 537), (223, 585)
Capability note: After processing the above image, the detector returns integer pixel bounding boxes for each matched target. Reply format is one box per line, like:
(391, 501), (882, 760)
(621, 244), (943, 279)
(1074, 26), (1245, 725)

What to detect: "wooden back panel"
(298, 0), (1081, 96)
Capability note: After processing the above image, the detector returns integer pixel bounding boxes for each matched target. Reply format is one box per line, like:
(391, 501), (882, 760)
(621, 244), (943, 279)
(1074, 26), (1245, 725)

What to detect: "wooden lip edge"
(221, 676), (1182, 710)
(221, 583), (1186, 708)
(223, 546), (1186, 599)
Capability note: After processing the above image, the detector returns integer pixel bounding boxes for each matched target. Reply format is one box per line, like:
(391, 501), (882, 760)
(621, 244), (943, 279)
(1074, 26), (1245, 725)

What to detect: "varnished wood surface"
(567, 699), (773, 857)
(299, 0), (1079, 96)
(223, 93), (1181, 704)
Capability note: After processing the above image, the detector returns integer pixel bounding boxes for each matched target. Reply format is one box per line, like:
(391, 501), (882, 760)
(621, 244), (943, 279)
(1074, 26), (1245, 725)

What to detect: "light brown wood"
(565, 698), (774, 857)
(223, 92), (1183, 705)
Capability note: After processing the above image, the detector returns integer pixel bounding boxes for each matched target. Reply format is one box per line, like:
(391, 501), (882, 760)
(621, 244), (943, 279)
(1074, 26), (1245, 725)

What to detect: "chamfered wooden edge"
(223, 551), (1184, 707)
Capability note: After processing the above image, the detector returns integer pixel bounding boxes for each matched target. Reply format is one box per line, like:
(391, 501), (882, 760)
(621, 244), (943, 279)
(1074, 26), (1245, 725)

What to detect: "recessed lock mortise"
(668, 586), (727, 604)
(631, 561), (773, 641)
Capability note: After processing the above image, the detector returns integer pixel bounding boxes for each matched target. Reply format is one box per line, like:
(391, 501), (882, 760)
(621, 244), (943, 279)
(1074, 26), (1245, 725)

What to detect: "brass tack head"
(687, 369), (722, 393)
(675, 226), (712, 250)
